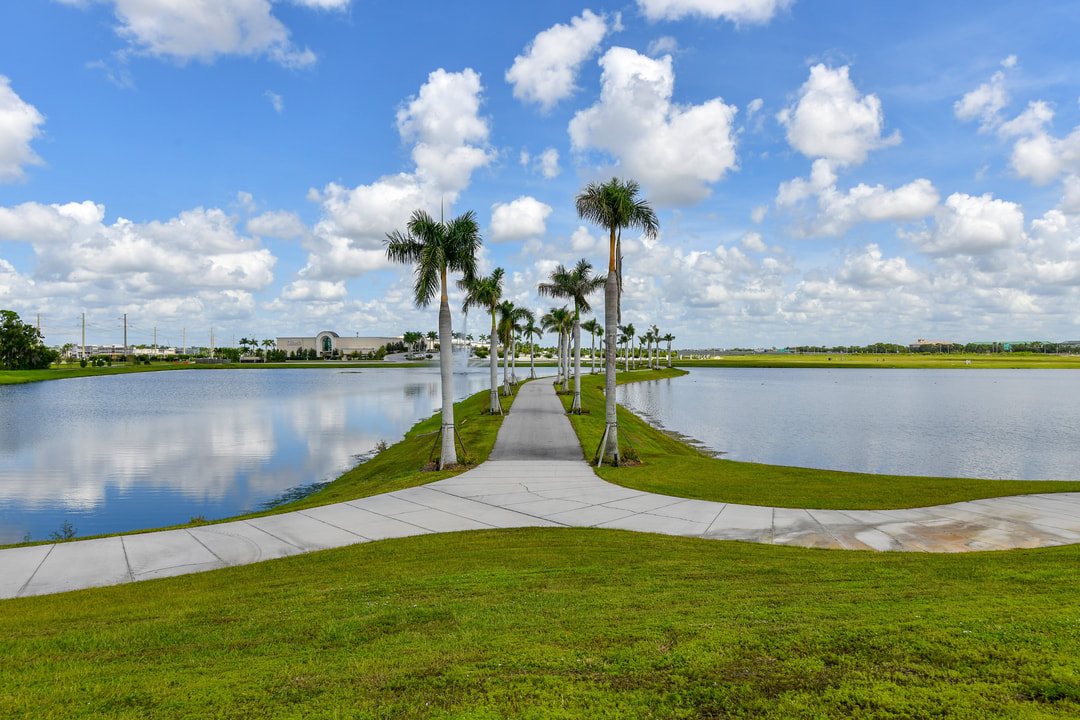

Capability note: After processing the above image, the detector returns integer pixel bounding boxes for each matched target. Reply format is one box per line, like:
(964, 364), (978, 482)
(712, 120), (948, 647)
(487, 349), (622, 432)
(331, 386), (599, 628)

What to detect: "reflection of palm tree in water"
(402, 383), (426, 399)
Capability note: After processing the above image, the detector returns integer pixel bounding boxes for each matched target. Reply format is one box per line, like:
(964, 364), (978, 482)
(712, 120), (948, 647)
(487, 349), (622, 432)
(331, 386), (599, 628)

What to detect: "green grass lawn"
(3, 529), (1079, 718)
(560, 368), (1080, 509)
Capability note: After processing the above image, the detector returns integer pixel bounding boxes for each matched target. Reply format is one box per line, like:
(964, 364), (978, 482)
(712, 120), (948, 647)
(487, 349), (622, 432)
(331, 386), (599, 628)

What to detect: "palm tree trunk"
(570, 312), (583, 413)
(438, 291), (456, 469)
(488, 313), (500, 414)
(511, 336), (518, 384)
(565, 330), (574, 390)
(590, 332), (596, 374)
(502, 341), (510, 395)
(529, 340), (536, 379)
(667, 340), (672, 368)
(600, 267), (619, 464)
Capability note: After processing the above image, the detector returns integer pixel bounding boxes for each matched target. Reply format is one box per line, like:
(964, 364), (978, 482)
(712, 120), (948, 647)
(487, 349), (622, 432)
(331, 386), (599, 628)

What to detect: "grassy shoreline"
(560, 368), (1080, 509)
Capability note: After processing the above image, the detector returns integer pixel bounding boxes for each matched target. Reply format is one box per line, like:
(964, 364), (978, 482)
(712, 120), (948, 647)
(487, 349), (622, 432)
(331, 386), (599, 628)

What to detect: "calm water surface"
(0, 364), (549, 543)
(619, 367), (1080, 481)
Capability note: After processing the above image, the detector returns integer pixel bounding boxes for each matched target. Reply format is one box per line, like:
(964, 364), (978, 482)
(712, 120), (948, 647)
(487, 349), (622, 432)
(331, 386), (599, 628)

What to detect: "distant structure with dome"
(276, 331), (401, 359)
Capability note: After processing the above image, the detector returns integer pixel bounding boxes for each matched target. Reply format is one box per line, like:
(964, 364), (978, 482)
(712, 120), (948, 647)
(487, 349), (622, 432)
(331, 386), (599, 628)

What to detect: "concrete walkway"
(4, 380), (1080, 599)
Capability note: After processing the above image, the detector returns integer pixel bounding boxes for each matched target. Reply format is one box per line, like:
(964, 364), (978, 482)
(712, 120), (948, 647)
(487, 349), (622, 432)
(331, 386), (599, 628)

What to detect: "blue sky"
(2, 0), (1080, 350)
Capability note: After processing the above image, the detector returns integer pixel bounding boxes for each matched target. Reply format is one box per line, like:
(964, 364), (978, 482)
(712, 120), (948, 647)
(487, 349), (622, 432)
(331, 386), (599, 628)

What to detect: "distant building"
(277, 331), (401, 359)
(908, 338), (957, 351)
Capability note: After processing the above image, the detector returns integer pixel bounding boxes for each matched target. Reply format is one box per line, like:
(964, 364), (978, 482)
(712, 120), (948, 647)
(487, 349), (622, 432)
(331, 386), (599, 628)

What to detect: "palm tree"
(620, 323), (636, 371)
(403, 331), (414, 354)
(581, 317), (601, 374)
(426, 330), (437, 351)
(509, 306), (533, 385)
(650, 325), (660, 369)
(262, 338), (275, 361)
(577, 178), (658, 463)
(537, 258), (605, 413)
(522, 313), (543, 379)
(385, 208), (481, 469)
(460, 267), (505, 414)
(663, 332), (675, 368)
(541, 306), (572, 390)
(495, 300), (517, 395)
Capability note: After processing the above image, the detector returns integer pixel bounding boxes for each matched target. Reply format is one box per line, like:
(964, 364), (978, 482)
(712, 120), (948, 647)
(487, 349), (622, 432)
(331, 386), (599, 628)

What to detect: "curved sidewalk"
(4, 380), (1080, 599)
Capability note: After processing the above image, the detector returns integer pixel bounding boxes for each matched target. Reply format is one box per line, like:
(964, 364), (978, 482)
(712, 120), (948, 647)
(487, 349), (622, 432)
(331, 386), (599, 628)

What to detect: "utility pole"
(210, 328), (215, 359)
(123, 313), (128, 356)
(153, 326), (157, 348)
(182, 328), (186, 356)
(81, 312), (85, 359)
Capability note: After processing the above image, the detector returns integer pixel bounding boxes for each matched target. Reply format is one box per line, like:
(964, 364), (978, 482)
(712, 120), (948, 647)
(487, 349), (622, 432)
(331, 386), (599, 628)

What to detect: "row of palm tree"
(385, 177), (660, 468)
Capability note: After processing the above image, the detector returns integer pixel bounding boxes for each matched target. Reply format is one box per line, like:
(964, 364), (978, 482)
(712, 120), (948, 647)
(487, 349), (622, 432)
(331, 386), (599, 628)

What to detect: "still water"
(619, 367), (1080, 482)
(0, 365), (550, 544)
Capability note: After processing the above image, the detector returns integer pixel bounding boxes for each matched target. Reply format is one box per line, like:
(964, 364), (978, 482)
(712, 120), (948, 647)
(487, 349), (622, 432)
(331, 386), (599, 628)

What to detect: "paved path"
(4, 381), (1080, 599)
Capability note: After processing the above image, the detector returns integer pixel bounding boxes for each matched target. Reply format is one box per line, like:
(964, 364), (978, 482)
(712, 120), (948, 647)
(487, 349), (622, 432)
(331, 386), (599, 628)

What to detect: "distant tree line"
(790, 341), (1073, 354)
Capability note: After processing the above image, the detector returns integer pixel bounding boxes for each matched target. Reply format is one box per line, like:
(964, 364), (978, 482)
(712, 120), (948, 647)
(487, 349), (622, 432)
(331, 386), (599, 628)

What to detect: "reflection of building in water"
(277, 331), (402, 359)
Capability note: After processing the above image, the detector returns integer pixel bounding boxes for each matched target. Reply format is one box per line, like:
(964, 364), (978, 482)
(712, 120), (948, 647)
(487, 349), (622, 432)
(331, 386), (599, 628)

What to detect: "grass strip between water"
(559, 368), (1080, 510)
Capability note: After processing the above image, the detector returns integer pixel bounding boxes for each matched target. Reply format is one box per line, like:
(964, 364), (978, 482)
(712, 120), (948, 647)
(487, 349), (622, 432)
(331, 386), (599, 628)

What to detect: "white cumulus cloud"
(396, 68), (494, 196)
(299, 68), (494, 282)
(506, 9), (611, 111)
(776, 160), (938, 237)
(0, 201), (277, 303)
(569, 47), (738, 205)
(637, 0), (794, 24)
(0, 76), (46, 183)
(777, 64), (900, 166)
(913, 192), (1024, 256)
(490, 196), (553, 242)
(837, 244), (920, 288)
(61, 0), (323, 67)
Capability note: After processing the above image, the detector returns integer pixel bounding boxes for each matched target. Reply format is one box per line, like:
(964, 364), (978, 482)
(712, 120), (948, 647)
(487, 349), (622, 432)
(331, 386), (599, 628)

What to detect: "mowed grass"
(2, 530), (1079, 718)
(0, 361), (433, 385)
(561, 368), (1080, 509)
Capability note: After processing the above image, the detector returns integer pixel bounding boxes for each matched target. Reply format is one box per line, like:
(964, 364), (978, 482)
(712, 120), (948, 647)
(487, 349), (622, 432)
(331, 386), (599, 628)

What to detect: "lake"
(619, 367), (1080, 482)
(0, 363), (551, 544)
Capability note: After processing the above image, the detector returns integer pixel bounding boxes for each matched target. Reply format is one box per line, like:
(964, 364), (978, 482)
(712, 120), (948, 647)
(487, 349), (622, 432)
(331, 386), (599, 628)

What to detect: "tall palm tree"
(460, 267), (505, 415)
(577, 178), (658, 463)
(426, 330), (437, 351)
(537, 258), (605, 413)
(522, 313), (543, 379)
(385, 208), (481, 469)
(581, 317), (601, 374)
(663, 332), (675, 368)
(650, 325), (660, 369)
